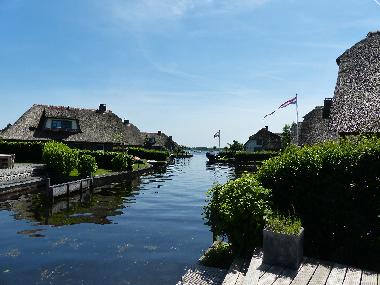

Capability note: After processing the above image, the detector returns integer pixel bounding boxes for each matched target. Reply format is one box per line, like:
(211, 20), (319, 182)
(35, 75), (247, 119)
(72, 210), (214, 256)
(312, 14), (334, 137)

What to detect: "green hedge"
(111, 153), (132, 172)
(256, 136), (380, 270)
(77, 154), (98, 176)
(234, 151), (279, 162)
(79, 150), (121, 169)
(0, 140), (44, 163)
(42, 141), (78, 176)
(128, 147), (169, 161)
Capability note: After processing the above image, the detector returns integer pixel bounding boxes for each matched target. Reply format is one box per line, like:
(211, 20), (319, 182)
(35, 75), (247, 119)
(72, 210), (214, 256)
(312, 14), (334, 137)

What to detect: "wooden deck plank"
(360, 271), (378, 285)
(308, 262), (332, 285)
(290, 259), (318, 285)
(271, 266), (302, 285)
(242, 249), (270, 285)
(326, 264), (347, 285)
(343, 268), (362, 285)
(258, 265), (285, 285)
(222, 258), (246, 285)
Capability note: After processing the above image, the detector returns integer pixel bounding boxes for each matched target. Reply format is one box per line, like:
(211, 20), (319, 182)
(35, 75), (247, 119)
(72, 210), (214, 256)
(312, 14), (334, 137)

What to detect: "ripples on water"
(0, 153), (235, 285)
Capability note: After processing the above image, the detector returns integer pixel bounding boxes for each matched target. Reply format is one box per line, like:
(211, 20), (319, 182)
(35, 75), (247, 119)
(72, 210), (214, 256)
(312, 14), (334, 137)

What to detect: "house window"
(51, 120), (73, 130)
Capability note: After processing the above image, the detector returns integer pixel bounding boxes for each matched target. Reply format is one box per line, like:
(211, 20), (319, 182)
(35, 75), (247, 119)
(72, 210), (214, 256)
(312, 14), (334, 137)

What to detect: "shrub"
(199, 241), (234, 269)
(0, 140), (44, 163)
(77, 154), (98, 176)
(79, 150), (120, 169)
(42, 141), (78, 176)
(128, 147), (169, 161)
(235, 151), (278, 162)
(256, 136), (380, 270)
(203, 173), (272, 254)
(111, 153), (132, 171)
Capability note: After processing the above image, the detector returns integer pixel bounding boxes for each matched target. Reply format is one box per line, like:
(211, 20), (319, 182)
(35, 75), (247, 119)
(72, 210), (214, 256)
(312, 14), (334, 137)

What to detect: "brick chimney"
(123, 119), (129, 125)
(158, 131), (162, 135)
(265, 126), (268, 131)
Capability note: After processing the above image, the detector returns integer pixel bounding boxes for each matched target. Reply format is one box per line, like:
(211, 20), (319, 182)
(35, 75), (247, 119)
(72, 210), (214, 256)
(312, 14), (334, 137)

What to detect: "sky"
(0, 0), (380, 147)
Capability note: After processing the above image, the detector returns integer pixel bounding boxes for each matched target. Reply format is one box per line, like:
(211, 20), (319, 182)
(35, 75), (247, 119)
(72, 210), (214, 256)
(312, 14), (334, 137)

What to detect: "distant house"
(0, 104), (144, 150)
(141, 131), (179, 151)
(329, 31), (380, 136)
(244, 126), (281, 152)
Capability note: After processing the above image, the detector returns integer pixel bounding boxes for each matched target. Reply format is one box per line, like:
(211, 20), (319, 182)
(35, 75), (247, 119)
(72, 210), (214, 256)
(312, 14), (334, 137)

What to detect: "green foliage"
(77, 154), (98, 176)
(265, 213), (302, 235)
(256, 135), (380, 270)
(281, 124), (292, 149)
(227, 140), (244, 152)
(128, 147), (169, 161)
(0, 140), (44, 163)
(235, 150), (279, 162)
(199, 242), (234, 269)
(111, 153), (132, 171)
(78, 150), (121, 169)
(203, 174), (272, 253)
(42, 141), (78, 176)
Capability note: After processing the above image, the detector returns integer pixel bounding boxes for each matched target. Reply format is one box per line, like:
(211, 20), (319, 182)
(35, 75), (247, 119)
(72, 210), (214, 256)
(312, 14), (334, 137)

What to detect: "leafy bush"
(265, 213), (302, 235)
(128, 147), (169, 161)
(0, 140), (44, 163)
(199, 241), (234, 269)
(111, 153), (132, 171)
(203, 173), (272, 254)
(256, 136), (380, 270)
(79, 150), (121, 169)
(77, 154), (98, 176)
(235, 150), (279, 162)
(42, 141), (78, 176)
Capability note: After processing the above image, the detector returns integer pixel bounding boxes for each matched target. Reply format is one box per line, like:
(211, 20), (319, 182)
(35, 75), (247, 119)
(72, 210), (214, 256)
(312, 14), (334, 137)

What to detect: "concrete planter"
(263, 227), (304, 270)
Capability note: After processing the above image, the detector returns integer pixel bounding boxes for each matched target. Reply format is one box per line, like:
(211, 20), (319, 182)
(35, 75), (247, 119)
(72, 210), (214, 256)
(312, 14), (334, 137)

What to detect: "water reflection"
(0, 153), (234, 285)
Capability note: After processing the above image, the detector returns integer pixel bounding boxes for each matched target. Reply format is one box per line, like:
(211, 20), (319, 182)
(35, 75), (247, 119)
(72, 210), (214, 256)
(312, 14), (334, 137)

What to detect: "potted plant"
(263, 213), (304, 269)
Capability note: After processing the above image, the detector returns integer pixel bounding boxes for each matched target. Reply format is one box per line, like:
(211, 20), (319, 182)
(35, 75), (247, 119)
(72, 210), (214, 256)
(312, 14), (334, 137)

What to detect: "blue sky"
(0, 0), (379, 147)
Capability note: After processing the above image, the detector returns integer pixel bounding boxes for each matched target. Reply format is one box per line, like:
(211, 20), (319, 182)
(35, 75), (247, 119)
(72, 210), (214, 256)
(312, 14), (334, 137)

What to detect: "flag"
(213, 130), (220, 138)
(278, 96), (297, 109)
(264, 110), (276, 118)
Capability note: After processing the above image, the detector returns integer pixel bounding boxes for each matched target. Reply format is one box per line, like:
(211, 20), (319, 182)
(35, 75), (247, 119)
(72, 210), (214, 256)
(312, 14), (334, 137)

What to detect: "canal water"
(0, 153), (234, 285)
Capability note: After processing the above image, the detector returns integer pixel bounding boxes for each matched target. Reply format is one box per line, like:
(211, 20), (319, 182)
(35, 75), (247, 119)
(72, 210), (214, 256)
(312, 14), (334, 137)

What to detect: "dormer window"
(44, 118), (79, 131)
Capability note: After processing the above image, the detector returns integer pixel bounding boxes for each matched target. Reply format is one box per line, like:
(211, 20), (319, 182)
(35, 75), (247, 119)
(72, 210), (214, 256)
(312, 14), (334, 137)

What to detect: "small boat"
(206, 151), (220, 163)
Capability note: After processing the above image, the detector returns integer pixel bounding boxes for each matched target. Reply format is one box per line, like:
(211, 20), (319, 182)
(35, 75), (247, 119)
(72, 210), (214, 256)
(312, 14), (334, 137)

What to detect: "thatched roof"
(299, 106), (337, 145)
(1, 104), (144, 145)
(141, 131), (179, 151)
(330, 31), (380, 133)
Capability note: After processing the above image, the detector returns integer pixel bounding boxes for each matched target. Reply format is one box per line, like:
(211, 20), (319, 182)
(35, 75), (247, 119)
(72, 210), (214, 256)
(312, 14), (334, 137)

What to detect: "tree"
(281, 124), (292, 149)
(228, 140), (244, 152)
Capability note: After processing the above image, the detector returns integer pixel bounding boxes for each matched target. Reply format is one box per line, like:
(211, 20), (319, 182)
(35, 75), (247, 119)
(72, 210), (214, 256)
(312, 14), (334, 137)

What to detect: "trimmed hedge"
(111, 153), (132, 172)
(42, 141), (78, 176)
(77, 154), (98, 176)
(256, 136), (380, 270)
(0, 140), (44, 163)
(234, 150), (279, 162)
(128, 147), (169, 161)
(79, 150), (121, 169)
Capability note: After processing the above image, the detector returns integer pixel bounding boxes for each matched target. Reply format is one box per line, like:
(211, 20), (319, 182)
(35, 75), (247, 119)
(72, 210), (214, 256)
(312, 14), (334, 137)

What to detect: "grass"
(265, 213), (302, 235)
(199, 241), (234, 269)
(132, 160), (150, 171)
(69, 168), (113, 177)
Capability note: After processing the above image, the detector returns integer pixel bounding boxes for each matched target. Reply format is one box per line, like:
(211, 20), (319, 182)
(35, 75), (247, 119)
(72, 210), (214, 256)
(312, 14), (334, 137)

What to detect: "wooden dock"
(178, 249), (379, 285)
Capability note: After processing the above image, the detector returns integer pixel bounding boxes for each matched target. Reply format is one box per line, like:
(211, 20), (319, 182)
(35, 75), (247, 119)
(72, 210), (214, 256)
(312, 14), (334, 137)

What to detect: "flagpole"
(296, 94), (299, 145)
(218, 130), (221, 150)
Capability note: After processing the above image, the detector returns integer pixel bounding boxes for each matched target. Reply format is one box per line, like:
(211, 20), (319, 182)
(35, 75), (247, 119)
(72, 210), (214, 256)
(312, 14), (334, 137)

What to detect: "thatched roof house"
(330, 31), (380, 134)
(1, 104), (144, 149)
(299, 103), (337, 146)
(141, 131), (179, 151)
(244, 126), (281, 152)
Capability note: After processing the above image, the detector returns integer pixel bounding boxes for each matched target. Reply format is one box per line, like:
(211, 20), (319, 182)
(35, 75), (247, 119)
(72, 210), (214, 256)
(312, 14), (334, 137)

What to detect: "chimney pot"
(124, 119), (129, 125)
(265, 126), (268, 131)
(158, 131), (162, 135)
(99, 104), (106, 112)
